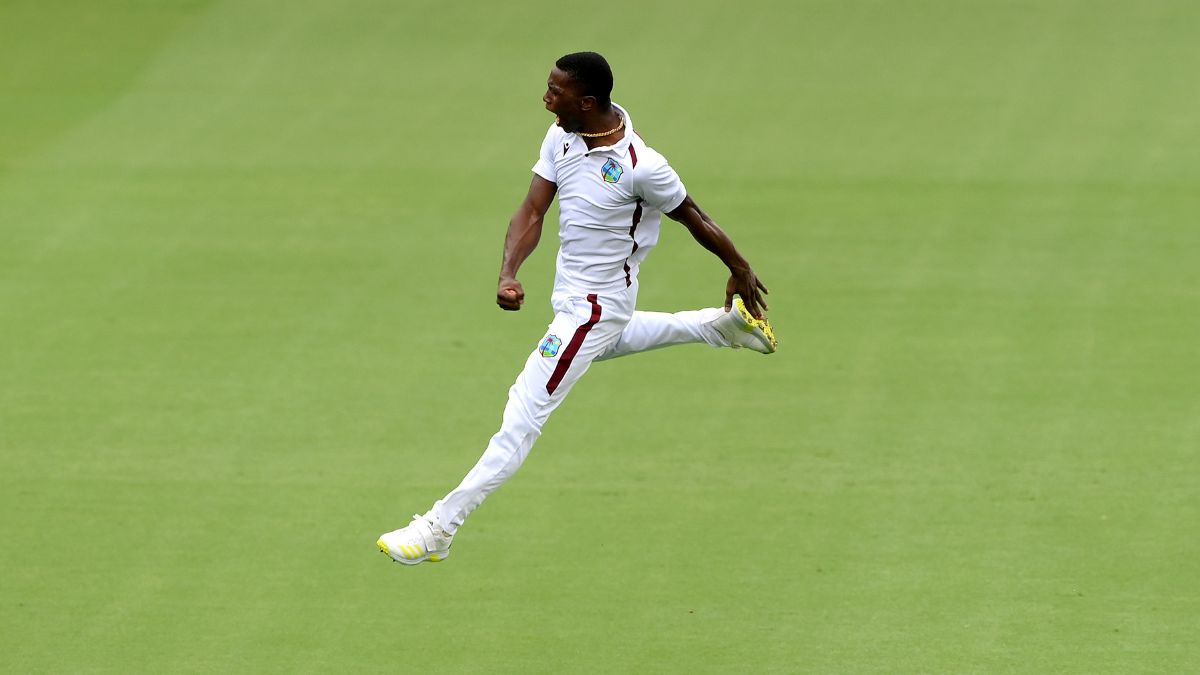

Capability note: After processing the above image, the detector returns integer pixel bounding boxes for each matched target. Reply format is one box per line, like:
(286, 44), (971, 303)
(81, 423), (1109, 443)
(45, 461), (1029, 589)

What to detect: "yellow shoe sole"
(376, 538), (447, 565)
(734, 298), (778, 353)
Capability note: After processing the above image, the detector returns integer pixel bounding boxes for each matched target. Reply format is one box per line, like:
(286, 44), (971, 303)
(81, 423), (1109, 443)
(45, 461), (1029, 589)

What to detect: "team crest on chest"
(539, 334), (563, 357)
(600, 158), (624, 183)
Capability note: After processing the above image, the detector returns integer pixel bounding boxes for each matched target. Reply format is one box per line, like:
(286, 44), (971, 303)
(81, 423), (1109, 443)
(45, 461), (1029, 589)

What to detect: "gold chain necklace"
(577, 117), (625, 138)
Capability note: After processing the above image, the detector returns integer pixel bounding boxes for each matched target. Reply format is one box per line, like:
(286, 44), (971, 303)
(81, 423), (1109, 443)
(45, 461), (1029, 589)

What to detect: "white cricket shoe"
(377, 513), (453, 565)
(708, 297), (778, 354)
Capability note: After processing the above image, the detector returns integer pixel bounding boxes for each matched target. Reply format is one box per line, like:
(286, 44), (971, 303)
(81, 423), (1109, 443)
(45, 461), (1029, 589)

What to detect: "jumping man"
(377, 51), (777, 565)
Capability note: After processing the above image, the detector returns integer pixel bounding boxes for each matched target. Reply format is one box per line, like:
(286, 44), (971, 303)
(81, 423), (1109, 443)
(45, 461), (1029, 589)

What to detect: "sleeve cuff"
(532, 162), (556, 183)
(661, 188), (687, 213)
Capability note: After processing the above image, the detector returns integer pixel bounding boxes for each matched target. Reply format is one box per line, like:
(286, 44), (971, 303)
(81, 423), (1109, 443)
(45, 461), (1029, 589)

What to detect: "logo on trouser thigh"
(539, 335), (562, 357)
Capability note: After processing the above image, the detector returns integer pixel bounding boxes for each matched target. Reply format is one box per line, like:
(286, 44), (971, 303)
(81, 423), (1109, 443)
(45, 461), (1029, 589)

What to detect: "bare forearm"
(686, 209), (750, 273)
(499, 207), (543, 280)
(671, 197), (749, 272)
(667, 194), (770, 317)
(496, 175), (556, 311)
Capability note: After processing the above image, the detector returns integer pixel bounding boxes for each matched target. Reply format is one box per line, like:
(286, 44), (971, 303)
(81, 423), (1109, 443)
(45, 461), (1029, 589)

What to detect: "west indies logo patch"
(601, 158), (623, 183)
(539, 334), (563, 357)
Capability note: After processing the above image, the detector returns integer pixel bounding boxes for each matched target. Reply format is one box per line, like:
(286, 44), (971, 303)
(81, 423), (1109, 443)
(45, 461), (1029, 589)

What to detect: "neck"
(579, 109), (624, 149)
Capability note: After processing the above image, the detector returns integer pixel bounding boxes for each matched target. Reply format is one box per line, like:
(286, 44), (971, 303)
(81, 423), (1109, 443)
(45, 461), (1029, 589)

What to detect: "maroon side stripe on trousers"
(545, 293), (602, 395)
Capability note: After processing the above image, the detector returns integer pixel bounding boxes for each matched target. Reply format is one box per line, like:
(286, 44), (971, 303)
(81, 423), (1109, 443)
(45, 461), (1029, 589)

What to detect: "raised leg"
(596, 308), (727, 361)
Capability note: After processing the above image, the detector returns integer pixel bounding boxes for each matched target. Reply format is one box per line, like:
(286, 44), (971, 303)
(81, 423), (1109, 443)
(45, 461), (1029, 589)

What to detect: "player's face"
(543, 68), (586, 132)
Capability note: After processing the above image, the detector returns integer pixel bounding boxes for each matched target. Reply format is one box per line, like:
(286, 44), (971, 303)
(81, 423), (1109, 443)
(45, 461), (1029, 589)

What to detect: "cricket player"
(378, 52), (776, 565)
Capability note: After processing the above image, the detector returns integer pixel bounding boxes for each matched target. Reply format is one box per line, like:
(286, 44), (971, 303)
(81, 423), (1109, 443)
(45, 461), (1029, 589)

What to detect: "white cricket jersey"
(532, 103), (687, 295)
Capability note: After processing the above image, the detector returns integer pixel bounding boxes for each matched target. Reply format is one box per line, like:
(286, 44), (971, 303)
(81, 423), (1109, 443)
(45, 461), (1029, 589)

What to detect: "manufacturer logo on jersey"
(601, 158), (624, 183)
(539, 334), (563, 357)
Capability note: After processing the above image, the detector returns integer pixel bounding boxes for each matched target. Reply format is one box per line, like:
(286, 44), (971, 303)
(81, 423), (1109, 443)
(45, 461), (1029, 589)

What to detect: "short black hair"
(555, 52), (613, 108)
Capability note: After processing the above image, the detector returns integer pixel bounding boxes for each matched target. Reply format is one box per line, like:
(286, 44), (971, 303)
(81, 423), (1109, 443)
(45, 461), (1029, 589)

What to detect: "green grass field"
(2, 1), (1198, 672)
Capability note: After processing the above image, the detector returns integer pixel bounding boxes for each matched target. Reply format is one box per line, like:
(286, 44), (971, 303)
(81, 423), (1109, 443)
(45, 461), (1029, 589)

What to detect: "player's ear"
(579, 95), (596, 112)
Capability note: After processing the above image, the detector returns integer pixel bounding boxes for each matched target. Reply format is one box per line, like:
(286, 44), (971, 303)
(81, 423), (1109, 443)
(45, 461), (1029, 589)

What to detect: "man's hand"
(726, 268), (770, 319)
(497, 277), (525, 311)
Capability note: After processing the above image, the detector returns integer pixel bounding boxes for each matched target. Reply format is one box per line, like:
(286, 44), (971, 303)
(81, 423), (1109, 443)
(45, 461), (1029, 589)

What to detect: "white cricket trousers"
(430, 281), (725, 533)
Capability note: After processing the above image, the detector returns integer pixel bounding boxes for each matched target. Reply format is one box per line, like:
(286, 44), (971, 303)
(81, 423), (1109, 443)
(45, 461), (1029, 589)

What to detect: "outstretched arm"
(666, 195), (770, 319)
(497, 175), (558, 311)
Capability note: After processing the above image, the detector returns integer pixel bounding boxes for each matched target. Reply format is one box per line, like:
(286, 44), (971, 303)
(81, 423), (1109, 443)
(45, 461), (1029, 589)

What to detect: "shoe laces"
(414, 513), (452, 541)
